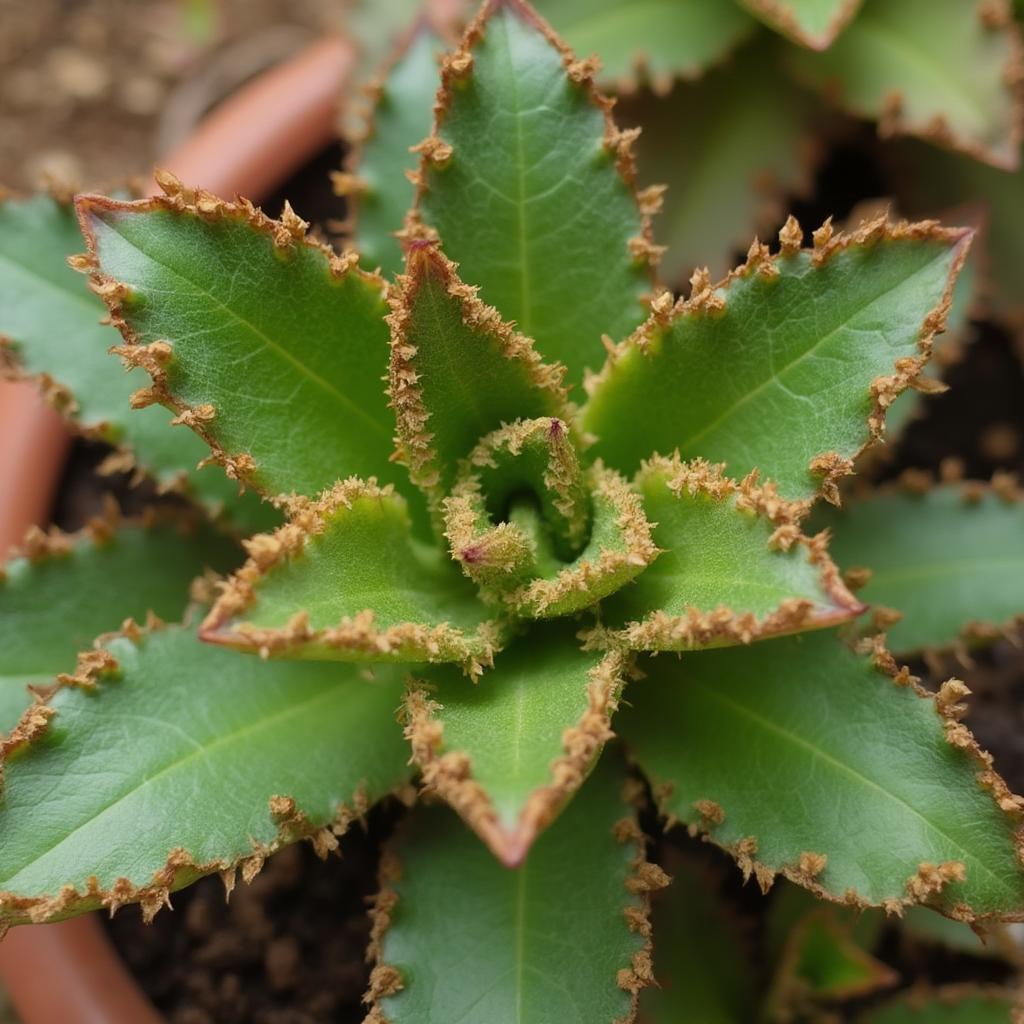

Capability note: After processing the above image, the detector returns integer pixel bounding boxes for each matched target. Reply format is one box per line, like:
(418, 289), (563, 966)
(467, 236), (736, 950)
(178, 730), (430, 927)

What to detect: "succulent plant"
(1, 0), (1023, 1021)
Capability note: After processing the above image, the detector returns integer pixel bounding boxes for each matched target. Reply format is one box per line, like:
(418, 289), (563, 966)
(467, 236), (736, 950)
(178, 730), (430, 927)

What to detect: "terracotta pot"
(0, 34), (355, 1024)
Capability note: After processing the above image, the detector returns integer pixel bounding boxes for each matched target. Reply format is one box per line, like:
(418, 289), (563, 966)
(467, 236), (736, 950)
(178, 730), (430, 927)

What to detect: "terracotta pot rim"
(0, 33), (354, 1024)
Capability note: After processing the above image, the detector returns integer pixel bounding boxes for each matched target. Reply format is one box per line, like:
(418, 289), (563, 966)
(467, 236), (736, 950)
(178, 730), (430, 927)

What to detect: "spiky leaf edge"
(73, 174), (389, 501)
(584, 213), (974, 513)
(740, 0), (863, 50)
(841, 464), (1024, 661)
(401, 0), (666, 306)
(0, 616), (407, 931)
(386, 240), (573, 504)
(402, 646), (631, 866)
(592, 455), (865, 651)
(637, 633), (1024, 924)
(360, 773), (665, 1023)
(200, 476), (506, 678)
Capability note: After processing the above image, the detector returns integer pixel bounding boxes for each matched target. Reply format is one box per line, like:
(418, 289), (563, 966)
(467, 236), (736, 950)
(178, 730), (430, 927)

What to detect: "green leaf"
(536, 0), (755, 90)
(0, 512), (239, 733)
(620, 629), (1024, 920)
(598, 456), (863, 650)
(620, 37), (819, 287)
(787, 0), (1023, 170)
(891, 140), (1024, 324)
(411, 0), (656, 390)
(76, 187), (421, 521)
(404, 622), (627, 865)
(582, 218), (971, 506)
(0, 193), (272, 532)
(637, 851), (756, 1024)
(366, 751), (655, 1024)
(201, 478), (502, 677)
(0, 623), (409, 927)
(765, 907), (897, 1015)
(388, 242), (570, 502)
(343, 23), (449, 279)
(857, 989), (1017, 1024)
(816, 482), (1024, 654)
(738, 0), (862, 49)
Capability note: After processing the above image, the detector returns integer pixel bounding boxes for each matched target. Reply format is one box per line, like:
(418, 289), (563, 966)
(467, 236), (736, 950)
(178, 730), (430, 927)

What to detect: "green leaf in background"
(388, 242), (570, 501)
(341, 22), (448, 279)
(412, 0), (656, 390)
(891, 140), (1024, 324)
(0, 193), (272, 532)
(739, 0), (863, 49)
(582, 218), (971, 505)
(857, 988), (1018, 1024)
(0, 623), (409, 927)
(0, 511), (239, 733)
(202, 478), (501, 677)
(621, 37), (820, 287)
(404, 623), (627, 865)
(598, 456), (863, 650)
(76, 186), (419, 515)
(637, 851), (756, 1024)
(787, 0), (1024, 170)
(367, 752), (655, 1024)
(765, 907), (897, 1016)
(620, 629), (1024, 919)
(816, 481), (1024, 654)
(536, 0), (755, 91)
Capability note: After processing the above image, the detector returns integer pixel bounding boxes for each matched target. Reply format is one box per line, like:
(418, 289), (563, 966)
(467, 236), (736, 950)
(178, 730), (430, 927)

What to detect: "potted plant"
(1, 1), (1023, 1021)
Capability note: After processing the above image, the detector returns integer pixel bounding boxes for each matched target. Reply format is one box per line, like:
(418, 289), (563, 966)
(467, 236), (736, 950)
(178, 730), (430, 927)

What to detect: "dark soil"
(106, 806), (400, 1024)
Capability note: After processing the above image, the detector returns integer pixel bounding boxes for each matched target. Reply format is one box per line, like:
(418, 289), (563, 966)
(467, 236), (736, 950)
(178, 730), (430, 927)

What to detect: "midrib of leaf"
(674, 255), (944, 455)
(498, 12), (534, 341)
(101, 222), (390, 440)
(693, 681), (1015, 899)
(849, 13), (989, 128)
(515, 856), (529, 1024)
(865, 557), (1024, 588)
(3, 683), (346, 887)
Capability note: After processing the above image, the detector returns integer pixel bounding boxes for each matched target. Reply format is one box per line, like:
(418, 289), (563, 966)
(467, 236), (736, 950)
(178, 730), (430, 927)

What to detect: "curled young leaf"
(365, 751), (657, 1024)
(620, 630), (1024, 921)
(503, 464), (658, 619)
(0, 623), (410, 929)
(403, 621), (628, 865)
(597, 456), (864, 651)
(815, 475), (1024, 656)
(443, 416), (590, 587)
(409, 0), (657, 389)
(201, 478), (503, 678)
(582, 216), (973, 507)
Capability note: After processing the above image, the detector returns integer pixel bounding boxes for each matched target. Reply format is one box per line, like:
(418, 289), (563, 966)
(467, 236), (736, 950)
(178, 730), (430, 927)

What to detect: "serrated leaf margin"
(201, 476), (505, 678)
